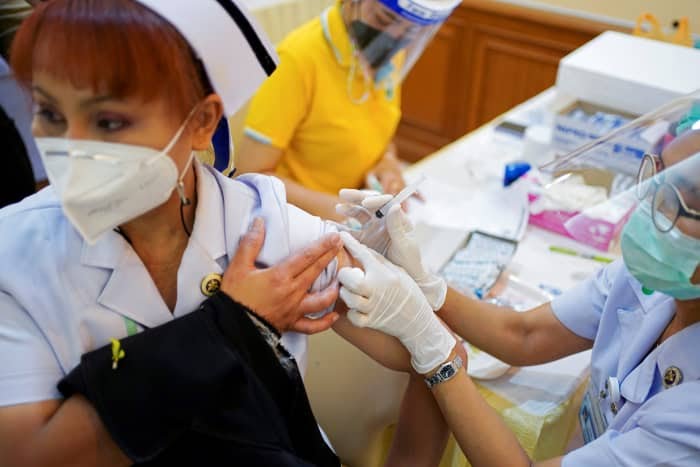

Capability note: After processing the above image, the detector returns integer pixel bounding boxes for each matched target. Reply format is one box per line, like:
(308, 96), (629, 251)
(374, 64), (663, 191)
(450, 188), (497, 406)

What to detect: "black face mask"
(350, 20), (410, 70)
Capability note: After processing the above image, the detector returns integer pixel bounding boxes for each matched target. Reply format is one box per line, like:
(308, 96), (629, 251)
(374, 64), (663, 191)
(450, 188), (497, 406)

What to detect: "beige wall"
(248, 0), (332, 44)
(502, 0), (700, 34)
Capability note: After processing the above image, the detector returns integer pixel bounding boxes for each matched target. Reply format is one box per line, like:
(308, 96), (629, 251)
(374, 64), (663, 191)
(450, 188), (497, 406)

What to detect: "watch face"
(440, 366), (455, 379)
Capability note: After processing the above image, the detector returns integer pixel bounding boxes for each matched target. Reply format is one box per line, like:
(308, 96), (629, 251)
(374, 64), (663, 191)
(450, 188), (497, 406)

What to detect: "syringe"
(375, 174), (426, 218)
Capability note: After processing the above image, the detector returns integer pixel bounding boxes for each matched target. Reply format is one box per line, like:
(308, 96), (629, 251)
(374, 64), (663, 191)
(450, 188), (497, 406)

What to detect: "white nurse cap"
(134, 0), (278, 116)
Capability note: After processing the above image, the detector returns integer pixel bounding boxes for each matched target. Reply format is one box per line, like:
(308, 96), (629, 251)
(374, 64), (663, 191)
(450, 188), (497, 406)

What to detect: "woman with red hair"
(0, 1), (456, 465)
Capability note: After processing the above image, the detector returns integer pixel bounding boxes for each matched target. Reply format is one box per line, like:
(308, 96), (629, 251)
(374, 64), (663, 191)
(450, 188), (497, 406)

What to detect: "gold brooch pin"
(663, 366), (683, 389)
(200, 273), (223, 297)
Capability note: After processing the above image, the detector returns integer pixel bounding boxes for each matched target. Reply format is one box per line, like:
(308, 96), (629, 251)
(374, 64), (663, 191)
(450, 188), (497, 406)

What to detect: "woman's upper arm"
(519, 302), (593, 364)
(240, 48), (310, 172)
(285, 208), (343, 290)
(0, 291), (63, 407)
(0, 400), (60, 466)
(236, 135), (284, 174)
(0, 396), (130, 467)
(547, 261), (623, 341)
(0, 291), (127, 466)
(519, 263), (627, 364)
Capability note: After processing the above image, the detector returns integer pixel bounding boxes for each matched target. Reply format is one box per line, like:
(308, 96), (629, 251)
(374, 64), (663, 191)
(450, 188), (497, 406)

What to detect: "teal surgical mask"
(621, 202), (700, 300)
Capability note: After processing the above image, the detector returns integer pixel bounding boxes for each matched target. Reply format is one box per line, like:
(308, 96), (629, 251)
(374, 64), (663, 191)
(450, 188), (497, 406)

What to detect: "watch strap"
(425, 354), (463, 389)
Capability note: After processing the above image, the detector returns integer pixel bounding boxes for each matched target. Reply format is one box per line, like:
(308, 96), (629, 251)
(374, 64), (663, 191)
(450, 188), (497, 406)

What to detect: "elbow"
(498, 314), (537, 367)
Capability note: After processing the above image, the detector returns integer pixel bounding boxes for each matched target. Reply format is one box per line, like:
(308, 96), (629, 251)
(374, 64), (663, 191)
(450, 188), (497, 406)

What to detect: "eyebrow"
(32, 86), (57, 103)
(32, 85), (116, 109)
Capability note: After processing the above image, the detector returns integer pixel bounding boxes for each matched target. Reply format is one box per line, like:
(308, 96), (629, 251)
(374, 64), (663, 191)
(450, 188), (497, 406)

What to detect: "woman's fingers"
(346, 309), (371, 328)
(282, 233), (342, 278)
(290, 312), (340, 335)
(293, 247), (340, 293)
(335, 203), (373, 224)
(339, 286), (370, 313)
(230, 218), (265, 269)
(337, 267), (369, 296)
(338, 188), (386, 203)
(360, 194), (393, 211)
(295, 283), (340, 316)
(338, 232), (373, 267)
(385, 203), (413, 236)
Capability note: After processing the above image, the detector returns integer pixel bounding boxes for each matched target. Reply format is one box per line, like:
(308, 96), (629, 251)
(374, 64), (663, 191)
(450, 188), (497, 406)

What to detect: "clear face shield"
(346, 0), (458, 88)
(539, 93), (700, 299)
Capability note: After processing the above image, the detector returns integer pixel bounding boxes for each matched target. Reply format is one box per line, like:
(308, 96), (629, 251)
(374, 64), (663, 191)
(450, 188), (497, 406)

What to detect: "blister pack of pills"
(440, 231), (517, 298)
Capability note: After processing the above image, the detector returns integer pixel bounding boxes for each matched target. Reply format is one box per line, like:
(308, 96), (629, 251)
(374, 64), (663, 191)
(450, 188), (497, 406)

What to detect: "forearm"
(332, 250), (412, 372)
(385, 373), (449, 467)
(439, 287), (532, 365)
(332, 311), (411, 371)
(1, 397), (129, 467)
(440, 288), (592, 366)
(431, 369), (530, 467)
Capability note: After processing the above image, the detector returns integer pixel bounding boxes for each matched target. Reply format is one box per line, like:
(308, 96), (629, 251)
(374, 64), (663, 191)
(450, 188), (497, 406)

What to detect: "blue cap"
(503, 161), (531, 187)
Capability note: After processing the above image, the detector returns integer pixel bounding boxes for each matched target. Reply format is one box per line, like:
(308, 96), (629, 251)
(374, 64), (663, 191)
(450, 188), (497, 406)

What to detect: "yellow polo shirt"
(244, 2), (401, 195)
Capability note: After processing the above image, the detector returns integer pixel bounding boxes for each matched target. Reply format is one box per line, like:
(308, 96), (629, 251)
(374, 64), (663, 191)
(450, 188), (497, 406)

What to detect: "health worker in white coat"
(0, 0), (456, 466)
(337, 95), (700, 466)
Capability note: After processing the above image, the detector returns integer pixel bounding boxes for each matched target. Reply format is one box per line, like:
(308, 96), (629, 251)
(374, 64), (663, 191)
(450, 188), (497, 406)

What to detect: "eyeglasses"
(636, 153), (700, 232)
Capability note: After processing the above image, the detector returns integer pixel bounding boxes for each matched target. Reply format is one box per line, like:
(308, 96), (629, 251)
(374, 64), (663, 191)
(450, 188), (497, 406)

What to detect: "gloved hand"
(336, 189), (447, 310)
(338, 232), (455, 374)
(335, 189), (393, 254)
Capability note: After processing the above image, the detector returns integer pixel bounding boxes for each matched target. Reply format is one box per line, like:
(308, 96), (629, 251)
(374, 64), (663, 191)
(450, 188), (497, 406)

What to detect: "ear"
(190, 94), (224, 151)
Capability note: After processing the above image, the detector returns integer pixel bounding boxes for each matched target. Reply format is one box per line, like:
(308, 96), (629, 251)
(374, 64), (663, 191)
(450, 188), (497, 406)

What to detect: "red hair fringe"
(10, 0), (210, 118)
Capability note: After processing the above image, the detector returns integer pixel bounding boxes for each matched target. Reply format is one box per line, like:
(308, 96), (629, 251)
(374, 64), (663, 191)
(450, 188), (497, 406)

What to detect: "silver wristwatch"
(424, 355), (463, 389)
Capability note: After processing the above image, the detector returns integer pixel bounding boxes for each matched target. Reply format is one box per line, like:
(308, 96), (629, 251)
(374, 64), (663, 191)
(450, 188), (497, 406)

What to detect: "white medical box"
(556, 31), (700, 116)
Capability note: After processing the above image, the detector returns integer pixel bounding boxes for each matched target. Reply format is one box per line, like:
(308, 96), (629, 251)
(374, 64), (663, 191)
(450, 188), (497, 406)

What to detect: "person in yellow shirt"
(238, 0), (459, 220)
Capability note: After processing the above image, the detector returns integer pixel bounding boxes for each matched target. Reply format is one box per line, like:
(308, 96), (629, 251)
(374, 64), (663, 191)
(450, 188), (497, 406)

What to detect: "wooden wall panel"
(397, 21), (464, 162)
(401, 23), (459, 135)
(464, 27), (564, 130)
(395, 0), (627, 162)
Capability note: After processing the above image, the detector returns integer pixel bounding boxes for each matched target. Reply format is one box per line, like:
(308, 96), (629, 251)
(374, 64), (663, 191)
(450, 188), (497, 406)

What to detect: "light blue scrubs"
(0, 161), (337, 407)
(552, 260), (700, 466)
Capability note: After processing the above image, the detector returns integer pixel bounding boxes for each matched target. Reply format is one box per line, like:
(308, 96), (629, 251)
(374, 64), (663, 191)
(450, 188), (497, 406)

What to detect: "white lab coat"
(0, 161), (337, 406)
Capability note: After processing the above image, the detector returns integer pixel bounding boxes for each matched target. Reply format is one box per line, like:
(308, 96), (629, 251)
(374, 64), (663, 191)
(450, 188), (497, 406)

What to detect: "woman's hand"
(221, 218), (343, 334)
(367, 144), (405, 195)
(337, 232), (455, 374)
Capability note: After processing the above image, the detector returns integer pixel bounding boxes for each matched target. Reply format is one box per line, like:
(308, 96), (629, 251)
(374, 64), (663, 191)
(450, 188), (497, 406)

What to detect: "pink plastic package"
(527, 192), (634, 252)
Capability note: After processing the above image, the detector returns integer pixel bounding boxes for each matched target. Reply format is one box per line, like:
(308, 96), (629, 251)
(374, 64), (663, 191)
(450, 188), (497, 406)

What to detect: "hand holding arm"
(221, 218), (342, 334)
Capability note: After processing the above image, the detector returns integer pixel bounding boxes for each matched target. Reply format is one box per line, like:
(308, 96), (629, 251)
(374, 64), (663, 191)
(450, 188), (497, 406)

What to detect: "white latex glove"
(336, 189), (447, 310)
(384, 204), (447, 310)
(335, 189), (393, 254)
(338, 231), (455, 374)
